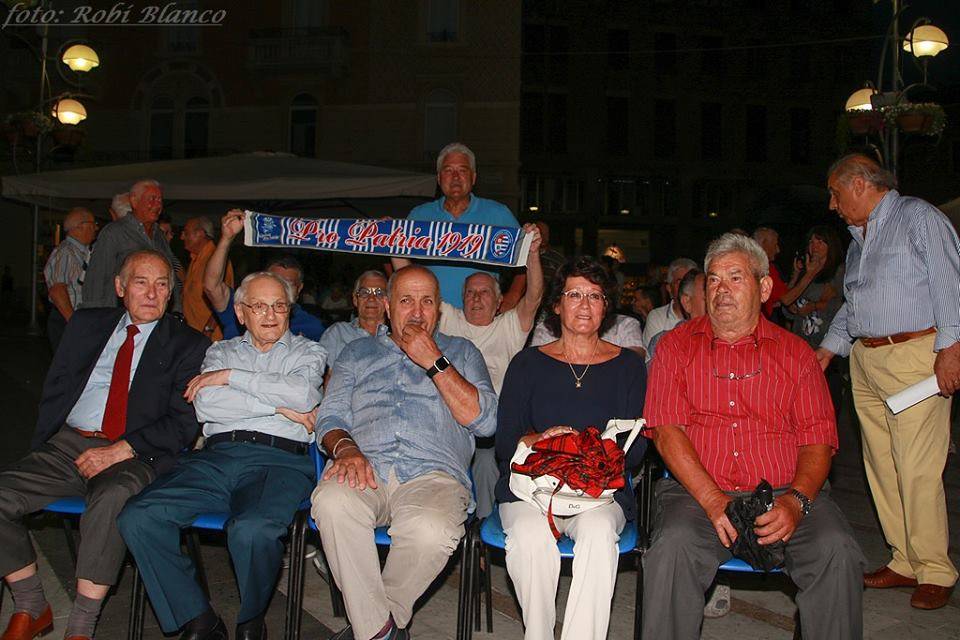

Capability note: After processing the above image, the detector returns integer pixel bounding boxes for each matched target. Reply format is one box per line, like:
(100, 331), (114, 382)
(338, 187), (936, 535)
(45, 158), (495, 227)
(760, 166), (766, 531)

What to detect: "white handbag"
(508, 418), (646, 518)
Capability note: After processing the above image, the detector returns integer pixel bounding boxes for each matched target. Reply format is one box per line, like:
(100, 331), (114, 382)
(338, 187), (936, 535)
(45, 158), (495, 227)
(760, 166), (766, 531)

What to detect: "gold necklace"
(562, 339), (601, 389)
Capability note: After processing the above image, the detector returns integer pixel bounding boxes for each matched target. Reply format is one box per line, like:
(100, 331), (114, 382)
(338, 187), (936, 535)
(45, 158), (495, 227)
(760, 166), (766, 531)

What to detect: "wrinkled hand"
(276, 406), (318, 434)
(520, 425), (576, 448)
(184, 369), (231, 403)
(221, 209), (245, 241)
(75, 441), (134, 479)
(754, 494), (802, 545)
(933, 341), (960, 396)
(703, 492), (737, 548)
(398, 324), (443, 369)
(814, 347), (834, 372)
(323, 446), (378, 490)
(522, 223), (542, 262)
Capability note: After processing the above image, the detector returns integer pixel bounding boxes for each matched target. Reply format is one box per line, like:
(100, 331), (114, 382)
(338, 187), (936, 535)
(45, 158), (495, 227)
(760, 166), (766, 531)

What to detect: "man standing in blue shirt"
(203, 210), (325, 341)
(818, 153), (960, 610)
(392, 142), (519, 308)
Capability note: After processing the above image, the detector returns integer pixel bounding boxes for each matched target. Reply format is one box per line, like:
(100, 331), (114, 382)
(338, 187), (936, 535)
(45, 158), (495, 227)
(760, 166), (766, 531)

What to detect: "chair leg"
(284, 513), (307, 640)
(634, 551), (643, 640)
(184, 530), (210, 600)
(328, 562), (345, 618)
(62, 517), (78, 566)
(482, 542), (492, 633)
(127, 560), (146, 640)
(456, 534), (469, 640)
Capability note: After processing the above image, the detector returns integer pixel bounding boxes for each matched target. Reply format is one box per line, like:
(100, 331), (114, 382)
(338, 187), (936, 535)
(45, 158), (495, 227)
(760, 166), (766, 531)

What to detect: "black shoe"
(328, 625), (354, 640)
(179, 616), (228, 640)
(394, 628), (410, 640)
(236, 617), (267, 640)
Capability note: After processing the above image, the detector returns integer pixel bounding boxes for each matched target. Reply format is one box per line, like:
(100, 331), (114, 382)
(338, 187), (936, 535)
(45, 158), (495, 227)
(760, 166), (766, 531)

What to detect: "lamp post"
(24, 22), (98, 334)
(842, 0), (949, 179)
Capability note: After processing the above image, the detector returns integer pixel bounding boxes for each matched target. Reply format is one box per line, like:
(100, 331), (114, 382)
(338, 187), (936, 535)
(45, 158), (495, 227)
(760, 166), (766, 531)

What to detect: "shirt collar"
(64, 235), (88, 250)
(118, 311), (159, 340)
(848, 189), (899, 239)
(690, 313), (779, 344)
(351, 317), (388, 336)
(438, 194), (475, 218)
(239, 328), (292, 349)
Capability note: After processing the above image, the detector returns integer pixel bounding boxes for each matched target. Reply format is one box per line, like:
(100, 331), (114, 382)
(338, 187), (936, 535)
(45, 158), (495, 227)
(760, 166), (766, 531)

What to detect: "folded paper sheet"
(885, 375), (940, 414)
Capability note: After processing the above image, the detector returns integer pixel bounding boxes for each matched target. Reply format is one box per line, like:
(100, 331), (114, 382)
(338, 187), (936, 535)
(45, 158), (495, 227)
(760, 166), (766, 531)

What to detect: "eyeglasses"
(560, 289), (606, 305)
(711, 336), (762, 380)
(356, 287), (385, 299)
(240, 301), (291, 316)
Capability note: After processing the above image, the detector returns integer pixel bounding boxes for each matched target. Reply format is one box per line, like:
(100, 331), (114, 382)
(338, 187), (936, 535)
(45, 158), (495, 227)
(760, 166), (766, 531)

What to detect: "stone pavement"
(0, 327), (957, 639)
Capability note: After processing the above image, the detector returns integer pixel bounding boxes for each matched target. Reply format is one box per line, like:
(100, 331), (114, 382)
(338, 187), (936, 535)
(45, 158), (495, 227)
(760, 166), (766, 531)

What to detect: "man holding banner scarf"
(392, 142), (519, 308)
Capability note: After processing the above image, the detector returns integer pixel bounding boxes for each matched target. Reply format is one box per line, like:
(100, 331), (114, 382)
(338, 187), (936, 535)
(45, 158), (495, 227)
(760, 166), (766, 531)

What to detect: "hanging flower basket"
(6, 111), (55, 138)
(52, 126), (85, 147)
(883, 102), (947, 136)
(845, 110), (883, 135)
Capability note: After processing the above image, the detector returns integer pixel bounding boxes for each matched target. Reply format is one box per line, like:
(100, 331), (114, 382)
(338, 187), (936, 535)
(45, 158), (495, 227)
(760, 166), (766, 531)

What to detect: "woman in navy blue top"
(495, 256), (647, 640)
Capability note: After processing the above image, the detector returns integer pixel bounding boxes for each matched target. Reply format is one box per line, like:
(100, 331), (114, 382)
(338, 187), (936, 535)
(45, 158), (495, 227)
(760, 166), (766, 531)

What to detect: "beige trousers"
(311, 470), (470, 640)
(500, 500), (626, 640)
(850, 333), (958, 586)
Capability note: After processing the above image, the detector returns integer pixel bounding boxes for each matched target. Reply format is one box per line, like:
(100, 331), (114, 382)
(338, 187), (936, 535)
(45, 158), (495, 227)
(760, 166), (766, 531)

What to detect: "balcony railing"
(247, 27), (349, 75)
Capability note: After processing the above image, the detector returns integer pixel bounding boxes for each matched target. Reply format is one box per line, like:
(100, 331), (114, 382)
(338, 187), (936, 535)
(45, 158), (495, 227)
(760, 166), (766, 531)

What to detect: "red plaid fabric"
(511, 426), (626, 537)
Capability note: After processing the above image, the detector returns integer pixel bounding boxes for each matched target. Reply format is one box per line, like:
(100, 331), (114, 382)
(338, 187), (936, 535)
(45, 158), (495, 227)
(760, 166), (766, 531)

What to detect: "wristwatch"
(790, 488), (813, 516)
(426, 355), (451, 379)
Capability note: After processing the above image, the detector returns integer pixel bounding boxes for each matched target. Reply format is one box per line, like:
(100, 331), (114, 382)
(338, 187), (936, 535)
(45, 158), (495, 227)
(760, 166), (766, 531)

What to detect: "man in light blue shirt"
(312, 265), (496, 640)
(817, 153), (960, 610)
(318, 269), (389, 385)
(393, 142), (520, 308)
(119, 271), (326, 640)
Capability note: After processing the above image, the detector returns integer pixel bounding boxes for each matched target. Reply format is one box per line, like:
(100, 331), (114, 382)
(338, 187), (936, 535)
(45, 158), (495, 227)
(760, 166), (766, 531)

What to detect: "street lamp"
(842, 1), (949, 178)
(51, 98), (88, 125)
(61, 43), (100, 72)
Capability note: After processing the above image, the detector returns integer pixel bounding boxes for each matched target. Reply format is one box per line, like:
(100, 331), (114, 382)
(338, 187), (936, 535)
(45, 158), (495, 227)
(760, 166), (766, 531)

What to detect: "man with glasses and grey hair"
(392, 142), (520, 308)
(817, 152), (960, 609)
(641, 256), (698, 353)
(119, 271), (326, 640)
(319, 269), (390, 384)
(641, 233), (865, 640)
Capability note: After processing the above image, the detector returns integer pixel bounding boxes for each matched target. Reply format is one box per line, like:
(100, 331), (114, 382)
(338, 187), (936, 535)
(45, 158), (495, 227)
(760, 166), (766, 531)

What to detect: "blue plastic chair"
(460, 471), (647, 640)
(294, 443), (476, 640)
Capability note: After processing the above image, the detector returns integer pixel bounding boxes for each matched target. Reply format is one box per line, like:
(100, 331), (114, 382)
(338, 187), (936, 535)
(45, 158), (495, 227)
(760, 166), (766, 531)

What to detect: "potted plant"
(883, 102), (947, 136)
(845, 109), (883, 135)
(13, 111), (55, 138)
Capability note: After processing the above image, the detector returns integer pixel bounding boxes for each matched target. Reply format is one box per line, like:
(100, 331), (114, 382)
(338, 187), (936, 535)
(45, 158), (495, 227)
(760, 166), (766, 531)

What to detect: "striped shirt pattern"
(644, 315), (837, 492)
(821, 190), (960, 357)
(43, 236), (90, 308)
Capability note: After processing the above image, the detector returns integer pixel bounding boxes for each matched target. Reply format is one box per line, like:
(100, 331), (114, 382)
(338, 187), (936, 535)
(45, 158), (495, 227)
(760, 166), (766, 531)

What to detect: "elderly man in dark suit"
(0, 249), (208, 640)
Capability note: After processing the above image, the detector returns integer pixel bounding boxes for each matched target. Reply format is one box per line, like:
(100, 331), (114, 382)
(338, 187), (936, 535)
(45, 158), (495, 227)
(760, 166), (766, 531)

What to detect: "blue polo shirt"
(407, 195), (519, 308)
(216, 287), (325, 342)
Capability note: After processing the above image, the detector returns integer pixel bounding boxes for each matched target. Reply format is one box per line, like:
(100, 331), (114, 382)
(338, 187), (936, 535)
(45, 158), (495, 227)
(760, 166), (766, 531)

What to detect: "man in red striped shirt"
(641, 233), (865, 640)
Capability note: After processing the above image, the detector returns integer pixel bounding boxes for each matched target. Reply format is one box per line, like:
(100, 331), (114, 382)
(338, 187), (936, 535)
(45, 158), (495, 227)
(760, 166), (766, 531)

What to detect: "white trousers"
(311, 471), (470, 640)
(500, 500), (626, 640)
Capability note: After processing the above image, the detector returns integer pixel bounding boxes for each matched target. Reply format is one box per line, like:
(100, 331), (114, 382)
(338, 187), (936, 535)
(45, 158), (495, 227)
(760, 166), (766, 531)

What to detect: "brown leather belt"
(859, 327), (936, 348)
(68, 426), (110, 440)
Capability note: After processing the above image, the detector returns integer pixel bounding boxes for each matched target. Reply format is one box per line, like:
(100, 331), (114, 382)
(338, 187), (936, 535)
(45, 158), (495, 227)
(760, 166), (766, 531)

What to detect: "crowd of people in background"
(2, 144), (955, 640)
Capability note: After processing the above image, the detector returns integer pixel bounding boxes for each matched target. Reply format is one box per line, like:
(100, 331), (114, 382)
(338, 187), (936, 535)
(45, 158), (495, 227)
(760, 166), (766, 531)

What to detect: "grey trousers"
(0, 426), (155, 585)
(642, 479), (866, 640)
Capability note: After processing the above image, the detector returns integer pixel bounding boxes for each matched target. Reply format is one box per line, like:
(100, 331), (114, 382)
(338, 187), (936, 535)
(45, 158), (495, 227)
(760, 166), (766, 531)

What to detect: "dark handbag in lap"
(724, 479), (786, 572)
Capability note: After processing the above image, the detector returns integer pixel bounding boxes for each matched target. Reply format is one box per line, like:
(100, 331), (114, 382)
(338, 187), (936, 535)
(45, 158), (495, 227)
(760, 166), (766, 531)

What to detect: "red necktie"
(101, 324), (140, 441)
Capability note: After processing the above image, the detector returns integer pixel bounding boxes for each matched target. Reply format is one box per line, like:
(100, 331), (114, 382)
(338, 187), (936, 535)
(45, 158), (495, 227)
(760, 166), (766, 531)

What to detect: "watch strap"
(790, 488), (813, 515)
(426, 355), (451, 379)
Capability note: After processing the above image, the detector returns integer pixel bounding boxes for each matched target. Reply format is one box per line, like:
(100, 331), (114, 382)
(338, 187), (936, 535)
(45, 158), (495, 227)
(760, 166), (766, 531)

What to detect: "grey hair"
(235, 271), (296, 305)
(678, 268), (703, 298)
(704, 233), (770, 278)
(386, 265), (440, 300)
(436, 142), (476, 173)
(667, 257), (698, 284)
(110, 193), (131, 217)
(130, 179), (161, 199)
(191, 216), (215, 239)
(117, 249), (173, 284)
(63, 207), (93, 232)
(353, 269), (388, 293)
(751, 226), (777, 243)
(462, 271), (502, 300)
(827, 153), (898, 190)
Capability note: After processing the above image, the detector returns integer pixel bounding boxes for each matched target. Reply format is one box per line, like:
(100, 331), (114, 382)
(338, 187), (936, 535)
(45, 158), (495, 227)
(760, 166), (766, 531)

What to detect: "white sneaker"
(703, 583), (731, 618)
(312, 553), (330, 582)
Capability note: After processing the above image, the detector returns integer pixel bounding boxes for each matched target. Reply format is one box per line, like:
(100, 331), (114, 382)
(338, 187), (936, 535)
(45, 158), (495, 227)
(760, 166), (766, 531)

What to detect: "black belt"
(206, 430), (309, 455)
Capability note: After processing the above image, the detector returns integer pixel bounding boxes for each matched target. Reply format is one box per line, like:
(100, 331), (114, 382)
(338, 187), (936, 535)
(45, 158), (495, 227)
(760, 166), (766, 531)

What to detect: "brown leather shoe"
(911, 583), (955, 610)
(863, 566), (918, 589)
(1, 606), (53, 640)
